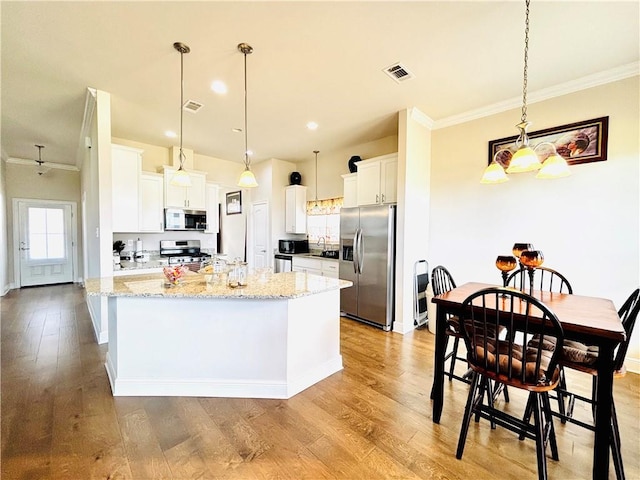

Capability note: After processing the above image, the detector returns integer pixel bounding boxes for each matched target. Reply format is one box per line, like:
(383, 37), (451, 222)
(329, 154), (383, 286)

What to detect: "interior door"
(252, 201), (269, 269)
(17, 200), (74, 286)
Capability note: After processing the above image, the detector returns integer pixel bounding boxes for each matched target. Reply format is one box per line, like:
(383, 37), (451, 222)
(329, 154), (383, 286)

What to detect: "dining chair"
(547, 287), (639, 480)
(505, 266), (573, 294)
(507, 265), (573, 418)
(431, 266), (469, 384)
(456, 287), (564, 480)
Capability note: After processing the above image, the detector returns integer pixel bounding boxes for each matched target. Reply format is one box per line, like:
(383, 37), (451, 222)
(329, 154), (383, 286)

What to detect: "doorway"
(13, 199), (77, 287)
(251, 201), (269, 269)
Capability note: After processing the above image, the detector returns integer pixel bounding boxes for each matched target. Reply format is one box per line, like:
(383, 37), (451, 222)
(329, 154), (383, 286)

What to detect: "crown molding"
(7, 157), (80, 172)
(433, 62), (639, 130)
(409, 107), (435, 129)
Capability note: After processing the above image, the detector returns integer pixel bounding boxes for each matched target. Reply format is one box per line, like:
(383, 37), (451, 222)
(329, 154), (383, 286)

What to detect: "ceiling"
(2, 1), (638, 169)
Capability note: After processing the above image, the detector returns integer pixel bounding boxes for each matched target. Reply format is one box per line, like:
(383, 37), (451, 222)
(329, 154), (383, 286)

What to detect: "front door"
(16, 200), (75, 287)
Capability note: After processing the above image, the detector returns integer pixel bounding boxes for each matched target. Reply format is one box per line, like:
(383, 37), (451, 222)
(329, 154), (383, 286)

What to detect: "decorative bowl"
(495, 255), (517, 272)
(520, 250), (544, 268)
(163, 265), (189, 285)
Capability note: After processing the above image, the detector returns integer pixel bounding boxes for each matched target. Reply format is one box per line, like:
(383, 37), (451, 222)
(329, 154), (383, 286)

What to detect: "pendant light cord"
(520, 0), (530, 125)
(244, 50), (249, 168)
(173, 42), (190, 169)
(180, 48), (185, 166)
(314, 150), (319, 201)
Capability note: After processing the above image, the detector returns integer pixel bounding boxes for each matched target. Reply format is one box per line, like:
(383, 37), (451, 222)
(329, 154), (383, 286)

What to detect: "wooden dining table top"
(432, 282), (626, 343)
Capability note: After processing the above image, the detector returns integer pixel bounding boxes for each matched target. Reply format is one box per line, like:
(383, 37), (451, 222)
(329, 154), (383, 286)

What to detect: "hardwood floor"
(2, 283), (638, 479)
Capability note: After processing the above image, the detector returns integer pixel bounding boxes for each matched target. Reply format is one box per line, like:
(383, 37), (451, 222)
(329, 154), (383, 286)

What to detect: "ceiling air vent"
(383, 63), (414, 83)
(183, 99), (204, 113)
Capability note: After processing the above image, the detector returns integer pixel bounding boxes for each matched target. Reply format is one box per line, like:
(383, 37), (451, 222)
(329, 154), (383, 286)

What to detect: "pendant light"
(237, 42), (258, 188)
(480, 0), (571, 183)
(170, 41), (192, 187)
(312, 150), (321, 213)
(34, 144), (49, 176)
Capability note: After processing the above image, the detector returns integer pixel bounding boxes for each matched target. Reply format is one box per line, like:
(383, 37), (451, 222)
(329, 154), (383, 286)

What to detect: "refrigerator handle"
(357, 228), (364, 274)
(352, 230), (359, 274)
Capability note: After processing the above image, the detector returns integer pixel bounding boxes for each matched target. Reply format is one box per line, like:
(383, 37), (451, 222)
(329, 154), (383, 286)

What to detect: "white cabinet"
(205, 183), (220, 234)
(163, 167), (207, 210)
(285, 185), (307, 234)
(140, 173), (164, 232)
(356, 153), (397, 206)
(292, 256), (322, 276)
(342, 173), (357, 208)
(292, 256), (338, 278)
(112, 144), (142, 232)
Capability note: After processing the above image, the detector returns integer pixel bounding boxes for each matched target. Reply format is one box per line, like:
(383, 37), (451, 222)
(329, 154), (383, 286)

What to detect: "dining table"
(430, 282), (626, 480)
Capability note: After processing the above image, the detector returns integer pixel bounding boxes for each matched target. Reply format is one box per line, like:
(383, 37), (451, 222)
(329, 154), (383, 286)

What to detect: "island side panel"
(285, 290), (343, 397)
(106, 295), (290, 398)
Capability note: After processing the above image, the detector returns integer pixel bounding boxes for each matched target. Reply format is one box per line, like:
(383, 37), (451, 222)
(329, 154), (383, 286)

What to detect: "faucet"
(317, 236), (326, 251)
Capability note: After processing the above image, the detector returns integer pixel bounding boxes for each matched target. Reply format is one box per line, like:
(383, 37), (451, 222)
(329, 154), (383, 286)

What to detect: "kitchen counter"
(84, 271), (352, 399)
(86, 271), (349, 298)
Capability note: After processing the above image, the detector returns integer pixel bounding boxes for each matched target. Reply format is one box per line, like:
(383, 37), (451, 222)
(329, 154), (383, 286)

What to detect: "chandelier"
(481, 0), (571, 184)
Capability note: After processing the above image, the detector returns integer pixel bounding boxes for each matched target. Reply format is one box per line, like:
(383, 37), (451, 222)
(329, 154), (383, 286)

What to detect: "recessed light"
(306, 121), (319, 130)
(211, 80), (227, 94)
(165, 130), (177, 138)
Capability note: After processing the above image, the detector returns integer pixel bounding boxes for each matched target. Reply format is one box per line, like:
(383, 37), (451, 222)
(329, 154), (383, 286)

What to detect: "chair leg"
(542, 392), (559, 461)
(448, 336), (460, 380)
(557, 368), (567, 424)
(456, 372), (480, 460)
(610, 401), (625, 480)
(532, 394), (549, 480)
(591, 375), (598, 421)
(520, 393), (534, 441)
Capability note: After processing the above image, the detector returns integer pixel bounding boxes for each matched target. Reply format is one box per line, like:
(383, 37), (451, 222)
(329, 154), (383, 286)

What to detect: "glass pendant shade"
(480, 161), (509, 184)
(237, 167), (258, 188)
(506, 145), (542, 173)
(536, 153), (571, 179)
(171, 165), (192, 187)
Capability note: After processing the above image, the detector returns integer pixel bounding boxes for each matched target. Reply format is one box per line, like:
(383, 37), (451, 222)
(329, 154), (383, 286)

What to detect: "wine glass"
(496, 255), (518, 287)
(519, 250), (544, 294)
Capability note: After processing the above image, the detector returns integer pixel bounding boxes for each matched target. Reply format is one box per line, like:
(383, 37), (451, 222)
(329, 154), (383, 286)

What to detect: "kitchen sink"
(313, 250), (339, 259)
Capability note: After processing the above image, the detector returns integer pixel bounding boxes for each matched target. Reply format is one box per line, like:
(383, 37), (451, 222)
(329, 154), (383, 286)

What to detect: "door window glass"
(28, 207), (66, 260)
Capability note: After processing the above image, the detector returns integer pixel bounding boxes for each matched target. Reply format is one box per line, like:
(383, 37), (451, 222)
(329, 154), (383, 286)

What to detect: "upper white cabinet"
(140, 173), (164, 232)
(342, 173), (357, 208)
(285, 185), (307, 234)
(112, 144), (142, 232)
(163, 167), (207, 210)
(356, 153), (397, 206)
(205, 183), (220, 234)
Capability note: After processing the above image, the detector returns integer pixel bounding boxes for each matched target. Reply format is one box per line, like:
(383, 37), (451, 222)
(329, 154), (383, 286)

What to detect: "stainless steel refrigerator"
(339, 204), (396, 331)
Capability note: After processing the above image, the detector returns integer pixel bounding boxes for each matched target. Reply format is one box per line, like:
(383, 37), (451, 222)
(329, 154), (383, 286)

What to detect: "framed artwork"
(225, 191), (242, 215)
(488, 116), (609, 168)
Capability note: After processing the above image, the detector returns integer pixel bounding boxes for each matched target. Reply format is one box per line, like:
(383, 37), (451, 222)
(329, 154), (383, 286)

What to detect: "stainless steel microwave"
(164, 208), (207, 231)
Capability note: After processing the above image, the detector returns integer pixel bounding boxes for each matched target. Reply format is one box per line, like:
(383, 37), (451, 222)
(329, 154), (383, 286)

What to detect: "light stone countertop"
(85, 271), (352, 299)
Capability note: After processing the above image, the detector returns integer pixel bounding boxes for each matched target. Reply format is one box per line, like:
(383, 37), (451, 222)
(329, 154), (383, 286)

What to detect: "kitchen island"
(85, 271), (352, 399)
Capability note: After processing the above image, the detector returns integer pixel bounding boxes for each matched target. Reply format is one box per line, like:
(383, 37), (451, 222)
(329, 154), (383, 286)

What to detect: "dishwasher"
(274, 254), (292, 273)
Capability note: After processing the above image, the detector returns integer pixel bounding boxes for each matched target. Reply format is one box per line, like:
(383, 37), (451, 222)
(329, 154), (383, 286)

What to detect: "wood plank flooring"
(2, 283), (638, 479)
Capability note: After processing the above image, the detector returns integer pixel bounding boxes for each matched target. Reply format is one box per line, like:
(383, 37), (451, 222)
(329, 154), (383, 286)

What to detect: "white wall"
(429, 76), (640, 370)
(395, 109), (431, 333)
(0, 153), (8, 295)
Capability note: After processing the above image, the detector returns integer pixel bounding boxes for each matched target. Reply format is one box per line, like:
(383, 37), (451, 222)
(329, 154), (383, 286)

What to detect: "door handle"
(352, 231), (358, 274)
(20, 247), (30, 251)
